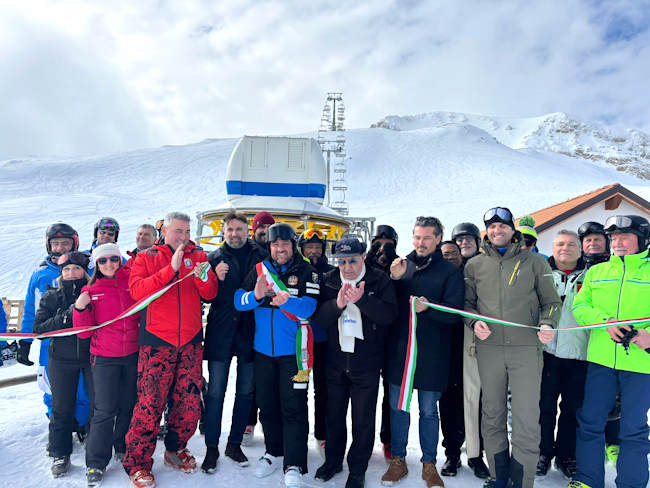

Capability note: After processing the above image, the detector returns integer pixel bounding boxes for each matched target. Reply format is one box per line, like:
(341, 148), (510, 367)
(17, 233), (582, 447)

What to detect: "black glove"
(366, 241), (382, 268)
(16, 340), (34, 366)
(381, 241), (398, 265)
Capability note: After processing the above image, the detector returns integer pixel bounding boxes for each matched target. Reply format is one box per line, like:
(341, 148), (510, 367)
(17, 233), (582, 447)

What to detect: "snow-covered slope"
(372, 112), (650, 180)
(1, 115), (649, 298)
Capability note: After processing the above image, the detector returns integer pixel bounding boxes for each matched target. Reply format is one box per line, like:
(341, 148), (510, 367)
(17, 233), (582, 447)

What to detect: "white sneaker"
(241, 425), (255, 447)
(317, 440), (326, 460)
(254, 453), (281, 478)
(284, 466), (302, 488)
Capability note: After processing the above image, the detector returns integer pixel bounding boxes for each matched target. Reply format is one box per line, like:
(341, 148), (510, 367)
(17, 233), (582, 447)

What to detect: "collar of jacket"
(481, 231), (525, 260)
(607, 248), (650, 269)
(159, 240), (198, 257)
(548, 255), (586, 273)
(406, 248), (442, 271)
(268, 256), (299, 275)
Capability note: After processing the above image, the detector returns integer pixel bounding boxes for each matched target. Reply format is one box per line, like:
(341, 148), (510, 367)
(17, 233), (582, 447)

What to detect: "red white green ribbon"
(397, 297), (418, 412)
(256, 261), (314, 381)
(0, 267), (207, 341)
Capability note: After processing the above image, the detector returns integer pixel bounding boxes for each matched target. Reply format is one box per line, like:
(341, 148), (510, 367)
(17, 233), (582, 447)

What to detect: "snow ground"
(0, 360), (620, 488)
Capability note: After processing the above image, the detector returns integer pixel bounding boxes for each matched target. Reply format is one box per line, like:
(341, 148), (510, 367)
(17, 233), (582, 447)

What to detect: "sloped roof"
(521, 183), (650, 233)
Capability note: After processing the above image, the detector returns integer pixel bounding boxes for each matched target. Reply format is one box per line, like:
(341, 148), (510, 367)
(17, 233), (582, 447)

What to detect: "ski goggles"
(337, 257), (360, 266)
(97, 218), (118, 231)
(604, 216), (635, 233)
(96, 256), (121, 265)
(578, 221), (605, 238)
(303, 229), (325, 240)
(483, 207), (513, 223)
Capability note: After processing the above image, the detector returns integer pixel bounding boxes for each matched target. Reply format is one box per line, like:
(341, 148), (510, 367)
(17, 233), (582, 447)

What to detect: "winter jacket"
(573, 249), (650, 374)
(543, 257), (589, 360)
(387, 249), (465, 393)
(21, 256), (61, 366)
(235, 256), (319, 357)
(308, 255), (335, 343)
(73, 264), (139, 358)
(204, 241), (266, 362)
(129, 241), (218, 348)
(312, 266), (397, 373)
(463, 235), (561, 346)
(33, 278), (90, 364)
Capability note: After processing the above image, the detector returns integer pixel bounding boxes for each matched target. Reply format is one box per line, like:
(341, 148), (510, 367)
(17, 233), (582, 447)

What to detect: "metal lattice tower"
(317, 92), (348, 216)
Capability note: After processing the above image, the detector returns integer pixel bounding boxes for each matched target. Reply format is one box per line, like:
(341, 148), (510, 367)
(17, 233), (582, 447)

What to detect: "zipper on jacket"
(613, 259), (626, 369)
(270, 308), (275, 356)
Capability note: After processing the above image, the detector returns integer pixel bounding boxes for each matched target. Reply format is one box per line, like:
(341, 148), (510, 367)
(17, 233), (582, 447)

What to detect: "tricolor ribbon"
(256, 261), (313, 382)
(0, 265), (209, 342)
(397, 297), (650, 412)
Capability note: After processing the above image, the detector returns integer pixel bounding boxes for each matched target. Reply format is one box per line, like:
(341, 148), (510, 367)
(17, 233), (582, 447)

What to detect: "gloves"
(365, 241), (382, 268)
(16, 340), (34, 366)
(381, 242), (398, 265)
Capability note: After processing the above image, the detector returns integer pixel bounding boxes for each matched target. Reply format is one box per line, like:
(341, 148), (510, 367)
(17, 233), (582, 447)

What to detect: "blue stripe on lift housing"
(227, 180), (326, 199)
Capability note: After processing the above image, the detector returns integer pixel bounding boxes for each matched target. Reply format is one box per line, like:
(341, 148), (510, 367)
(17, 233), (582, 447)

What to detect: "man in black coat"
(381, 217), (465, 488)
(313, 237), (398, 488)
(201, 213), (266, 473)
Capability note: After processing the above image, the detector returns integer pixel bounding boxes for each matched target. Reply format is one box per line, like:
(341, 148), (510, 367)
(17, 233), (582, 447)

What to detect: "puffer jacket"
(73, 264), (139, 357)
(129, 241), (218, 347)
(573, 249), (650, 374)
(463, 234), (561, 346)
(543, 257), (589, 360)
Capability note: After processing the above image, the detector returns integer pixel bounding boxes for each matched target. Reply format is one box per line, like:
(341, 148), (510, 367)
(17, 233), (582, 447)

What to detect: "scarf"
(338, 264), (366, 353)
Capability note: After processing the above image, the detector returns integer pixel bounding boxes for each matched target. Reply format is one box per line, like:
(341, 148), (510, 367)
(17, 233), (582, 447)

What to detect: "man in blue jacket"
(19, 223), (91, 435)
(235, 223), (319, 488)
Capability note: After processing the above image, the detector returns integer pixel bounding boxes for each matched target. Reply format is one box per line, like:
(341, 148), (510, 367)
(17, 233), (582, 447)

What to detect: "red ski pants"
(123, 343), (203, 474)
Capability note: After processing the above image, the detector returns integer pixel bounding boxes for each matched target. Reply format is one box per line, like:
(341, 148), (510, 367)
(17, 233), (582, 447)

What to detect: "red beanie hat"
(252, 211), (275, 233)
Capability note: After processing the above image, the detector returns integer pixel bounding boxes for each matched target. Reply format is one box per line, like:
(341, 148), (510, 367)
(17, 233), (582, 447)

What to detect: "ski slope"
(1, 113), (647, 487)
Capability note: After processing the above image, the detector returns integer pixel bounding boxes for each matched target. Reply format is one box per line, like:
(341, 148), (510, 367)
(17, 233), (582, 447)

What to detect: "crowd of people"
(3, 207), (649, 488)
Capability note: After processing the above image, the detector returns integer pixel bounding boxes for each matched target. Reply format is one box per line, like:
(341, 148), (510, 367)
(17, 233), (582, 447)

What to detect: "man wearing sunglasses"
(382, 216), (464, 488)
(463, 206), (560, 488)
(311, 237), (397, 488)
(297, 229), (335, 458)
(451, 222), (481, 264)
(570, 215), (650, 488)
(87, 217), (127, 275)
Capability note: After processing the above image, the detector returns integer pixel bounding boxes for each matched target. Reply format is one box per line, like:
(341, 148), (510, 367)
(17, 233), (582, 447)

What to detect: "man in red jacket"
(122, 212), (218, 488)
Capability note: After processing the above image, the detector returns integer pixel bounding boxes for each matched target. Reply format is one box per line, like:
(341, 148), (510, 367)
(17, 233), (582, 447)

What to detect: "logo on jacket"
(312, 272), (319, 283)
(184, 258), (192, 268)
(288, 275), (298, 286)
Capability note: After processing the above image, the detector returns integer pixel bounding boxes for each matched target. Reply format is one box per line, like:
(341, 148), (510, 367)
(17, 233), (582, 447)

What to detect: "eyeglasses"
(303, 229), (325, 240)
(483, 207), (513, 223)
(455, 235), (474, 243)
(337, 257), (360, 266)
(98, 230), (116, 236)
(96, 256), (120, 265)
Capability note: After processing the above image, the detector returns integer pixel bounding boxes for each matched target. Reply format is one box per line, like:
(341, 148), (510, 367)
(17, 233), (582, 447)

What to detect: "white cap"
(93, 243), (122, 261)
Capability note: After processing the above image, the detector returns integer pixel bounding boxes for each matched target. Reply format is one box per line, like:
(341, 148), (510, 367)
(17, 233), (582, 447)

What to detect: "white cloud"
(1, 0), (649, 159)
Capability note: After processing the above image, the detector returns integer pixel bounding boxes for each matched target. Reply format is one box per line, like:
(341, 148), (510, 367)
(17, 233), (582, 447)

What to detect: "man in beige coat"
(463, 207), (560, 488)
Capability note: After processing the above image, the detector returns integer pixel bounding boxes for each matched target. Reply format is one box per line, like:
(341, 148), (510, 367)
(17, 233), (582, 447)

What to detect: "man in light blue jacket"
(537, 230), (588, 479)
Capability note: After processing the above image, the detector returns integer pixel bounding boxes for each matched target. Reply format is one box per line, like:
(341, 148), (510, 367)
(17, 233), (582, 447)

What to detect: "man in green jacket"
(464, 207), (561, 488)
(569, 215), (650, 488)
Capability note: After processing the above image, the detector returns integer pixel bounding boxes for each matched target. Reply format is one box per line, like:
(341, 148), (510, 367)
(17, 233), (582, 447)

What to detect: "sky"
(1, 0), (649, 160)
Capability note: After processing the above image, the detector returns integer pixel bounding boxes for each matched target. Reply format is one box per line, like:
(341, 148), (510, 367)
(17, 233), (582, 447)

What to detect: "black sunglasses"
(96, 256), (120, 265)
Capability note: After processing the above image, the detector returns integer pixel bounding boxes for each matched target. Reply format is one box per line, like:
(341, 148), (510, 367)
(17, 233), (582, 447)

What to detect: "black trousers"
(439, 334), (465, 458)
(312, 341), (328, 441)
(49, 358), (94, 458)
(254, 352), (309, 473)
(86, 354), (138, 469)
(380, 373), (391, 445)
(325, 368), (380, 477)
(539, 352), (588, 459)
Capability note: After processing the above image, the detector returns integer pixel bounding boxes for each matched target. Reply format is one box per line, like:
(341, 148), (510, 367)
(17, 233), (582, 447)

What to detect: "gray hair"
(164, 212), (191, 227)
(555, 229), (579, 241)
(138, 223), (156, 236)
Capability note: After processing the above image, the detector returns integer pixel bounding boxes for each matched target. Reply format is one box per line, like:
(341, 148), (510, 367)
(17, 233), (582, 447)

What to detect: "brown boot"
(381, 457), (408, 486)
(422, 462), (444, 488)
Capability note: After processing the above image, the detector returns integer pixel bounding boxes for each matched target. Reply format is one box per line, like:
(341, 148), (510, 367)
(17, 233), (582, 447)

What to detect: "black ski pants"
(539, 352), (588, 460)
(49, 357), (94, 458)
(86, 353), (138, 469)
(254, 352), (309, 473)
(312, 341), (328, 441)
(325, 367), (380, 477)
(439, 332), (465, 458)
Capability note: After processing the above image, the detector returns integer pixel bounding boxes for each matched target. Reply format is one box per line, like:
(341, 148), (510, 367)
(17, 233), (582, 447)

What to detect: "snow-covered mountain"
(372, 111), (650, 180)
(2, 112), (649, 298)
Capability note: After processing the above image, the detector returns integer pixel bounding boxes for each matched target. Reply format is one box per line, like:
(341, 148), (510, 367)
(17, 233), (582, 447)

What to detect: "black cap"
(333, 238), (367, 257)
(58, 251), (90, 272)
(373, 225), (398, 244)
